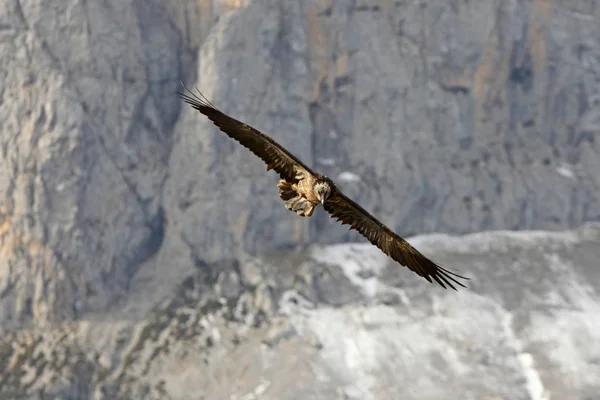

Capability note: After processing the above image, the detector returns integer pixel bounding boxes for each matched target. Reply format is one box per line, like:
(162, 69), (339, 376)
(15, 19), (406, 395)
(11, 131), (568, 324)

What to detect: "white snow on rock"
(338, 171), (362, 183)
(556, 163), (575, 179)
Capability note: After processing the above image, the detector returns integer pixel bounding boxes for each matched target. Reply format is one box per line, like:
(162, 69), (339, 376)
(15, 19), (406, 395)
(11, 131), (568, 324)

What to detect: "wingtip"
(431, 264), (469, 291)
(176, 81), (197, 103)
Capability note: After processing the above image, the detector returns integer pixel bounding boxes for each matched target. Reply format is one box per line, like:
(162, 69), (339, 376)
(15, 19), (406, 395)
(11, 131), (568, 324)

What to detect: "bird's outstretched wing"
(323, 189), (468, 290)
(178, 84), (315, 182)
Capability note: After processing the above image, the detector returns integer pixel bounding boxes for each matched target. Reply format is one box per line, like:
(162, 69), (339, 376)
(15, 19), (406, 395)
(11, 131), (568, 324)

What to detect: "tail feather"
(278, 179), (315, 217)
(278, 180), (296, 201)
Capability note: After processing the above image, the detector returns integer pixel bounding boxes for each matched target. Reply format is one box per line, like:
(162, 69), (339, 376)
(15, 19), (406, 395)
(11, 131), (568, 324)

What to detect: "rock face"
(1, 223), (599, 399)
(171, 0), (600, 262)
(1, 0), (600, 398)
(3, 0), (599, 327)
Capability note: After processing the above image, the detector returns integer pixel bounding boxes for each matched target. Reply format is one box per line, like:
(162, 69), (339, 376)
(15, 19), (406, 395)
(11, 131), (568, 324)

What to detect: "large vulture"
(178, 85), (468, 290)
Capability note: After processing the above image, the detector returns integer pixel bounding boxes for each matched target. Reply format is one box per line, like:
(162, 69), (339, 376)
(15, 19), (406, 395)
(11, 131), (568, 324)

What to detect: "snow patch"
(525, 266), (600, 395)
(317, 158), (336, 166)
(238, 379), (271, 400)
(502, 313), (550, 400)
(278, 225), (600, 399)
(402, 224), (591, 256)
(338, 171), (362, 183)
(556, 164), (575, 179)
(287, 294), (513, 400)
(518, 353), (549, 400)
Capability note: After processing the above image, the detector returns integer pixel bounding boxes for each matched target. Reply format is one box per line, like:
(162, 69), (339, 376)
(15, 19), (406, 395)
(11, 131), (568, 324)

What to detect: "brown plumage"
(178, 84), (469, 290)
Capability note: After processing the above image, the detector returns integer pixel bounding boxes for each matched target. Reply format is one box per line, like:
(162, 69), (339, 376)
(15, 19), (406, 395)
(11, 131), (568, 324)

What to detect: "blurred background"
(1, 0), (599, 398)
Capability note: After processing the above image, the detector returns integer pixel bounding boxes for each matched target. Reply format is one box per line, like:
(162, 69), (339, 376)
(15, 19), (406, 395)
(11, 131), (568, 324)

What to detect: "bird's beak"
(321, 198), (326, 206)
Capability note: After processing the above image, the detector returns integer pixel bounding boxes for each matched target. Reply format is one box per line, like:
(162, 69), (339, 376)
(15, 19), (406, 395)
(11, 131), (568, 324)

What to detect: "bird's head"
(313, 177), (333, 206)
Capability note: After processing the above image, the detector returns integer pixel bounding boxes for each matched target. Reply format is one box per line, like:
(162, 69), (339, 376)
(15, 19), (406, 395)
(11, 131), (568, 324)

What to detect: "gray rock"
(1, 0), (599, 330)
(1, 0), (600, 399)
(238, 255), (265, 288)
(291, 259), (363, 307)
(262, 316), (296, 347)
(1, 224), (599, 399)
(167, 0), (600, 304)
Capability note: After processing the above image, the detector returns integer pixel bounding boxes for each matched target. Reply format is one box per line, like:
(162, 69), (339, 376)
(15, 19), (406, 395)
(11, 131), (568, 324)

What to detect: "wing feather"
(178, 84), (315, 182)
(323, 189), (468, 290)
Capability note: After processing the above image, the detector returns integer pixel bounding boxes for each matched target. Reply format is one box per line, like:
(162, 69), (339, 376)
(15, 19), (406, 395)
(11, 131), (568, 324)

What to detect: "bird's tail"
(278, 180), (296, 201)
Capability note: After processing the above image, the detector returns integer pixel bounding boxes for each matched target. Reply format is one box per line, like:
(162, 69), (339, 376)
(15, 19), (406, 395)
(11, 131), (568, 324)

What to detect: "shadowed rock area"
(1, 0), (600, 398)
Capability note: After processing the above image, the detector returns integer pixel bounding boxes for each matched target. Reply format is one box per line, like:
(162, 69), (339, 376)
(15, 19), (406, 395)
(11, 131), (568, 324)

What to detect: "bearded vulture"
(178, 85), (468, 290)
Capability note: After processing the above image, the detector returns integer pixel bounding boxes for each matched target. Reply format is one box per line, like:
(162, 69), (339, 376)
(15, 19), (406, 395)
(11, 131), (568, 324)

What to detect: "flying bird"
(178, 85), (468, 290)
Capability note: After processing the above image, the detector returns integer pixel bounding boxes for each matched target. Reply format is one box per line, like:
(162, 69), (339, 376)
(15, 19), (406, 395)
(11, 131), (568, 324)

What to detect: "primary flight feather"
(178, 84), (468, 290)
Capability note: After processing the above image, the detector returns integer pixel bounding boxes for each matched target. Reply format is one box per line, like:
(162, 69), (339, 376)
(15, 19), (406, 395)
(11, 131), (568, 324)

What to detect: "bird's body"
(178, 84), (469, 290)
(278, 173), (333, 217)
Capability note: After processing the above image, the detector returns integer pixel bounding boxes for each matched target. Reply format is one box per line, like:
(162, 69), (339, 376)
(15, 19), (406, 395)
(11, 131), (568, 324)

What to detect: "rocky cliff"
(1, 223), (599, 399)
(1, 0), (599, 398)
(2, 0), (600, 327)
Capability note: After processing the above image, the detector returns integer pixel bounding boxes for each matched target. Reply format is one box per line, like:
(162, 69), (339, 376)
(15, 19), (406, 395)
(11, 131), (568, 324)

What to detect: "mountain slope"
(1, 223), (598, 399)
